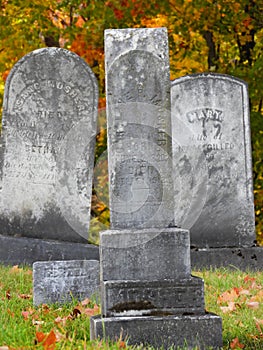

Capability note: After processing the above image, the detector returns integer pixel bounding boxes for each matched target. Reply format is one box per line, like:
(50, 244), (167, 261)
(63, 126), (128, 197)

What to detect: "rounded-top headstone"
(0, 47), (98, 242)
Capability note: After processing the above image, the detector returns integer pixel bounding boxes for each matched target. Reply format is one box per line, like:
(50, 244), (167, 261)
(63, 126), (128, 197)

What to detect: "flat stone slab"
(90, 313), (223, 350)
(0, 234), (99, 265)
(33, 260), (100, 305)
(171, 73), (255, 248)
(101, 277), (204, 317)
(191, 246), (263, 271)
(100, 228), (191, 281)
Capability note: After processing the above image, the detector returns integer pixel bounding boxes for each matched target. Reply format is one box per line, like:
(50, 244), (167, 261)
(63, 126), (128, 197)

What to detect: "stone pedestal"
(91, 314), (222, 350)
(90, 228), (222, 349)
(91, 27), (222, 349)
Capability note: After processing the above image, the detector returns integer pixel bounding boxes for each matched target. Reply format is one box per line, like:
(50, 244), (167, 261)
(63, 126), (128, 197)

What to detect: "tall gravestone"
(0, 48), (98, 245)
(171, 74), (256, 250)
(90, 28), (222, 349)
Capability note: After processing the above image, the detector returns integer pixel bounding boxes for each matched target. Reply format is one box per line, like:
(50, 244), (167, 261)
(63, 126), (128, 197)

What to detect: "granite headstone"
(33, 260), (100, 305)
(171, 73), (255, 248)
(90, 28), (222, 349)
(0, 47), (98, 243)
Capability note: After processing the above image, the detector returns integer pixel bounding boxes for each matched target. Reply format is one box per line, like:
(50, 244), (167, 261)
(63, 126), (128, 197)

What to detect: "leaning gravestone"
(171, 74), (256, 249)
(90, 28), (222, 349)
(0, 48), (98, 247)
(33, 260), (100, 305)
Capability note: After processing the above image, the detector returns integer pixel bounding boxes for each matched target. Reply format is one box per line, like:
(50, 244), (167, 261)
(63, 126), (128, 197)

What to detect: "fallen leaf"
(239, 289), (250, 296)
(18, 293), (32, 299)
(217, 289), (239, 304)
(6, 290), (11, 300)
(230, 337), (245, 349)
(22, 311), (30, 320)
(43, 330), (56, 350)
(81, 298), (91, 306)
(246, 301), (260, 309)
(36, 330), (56, 350)
(220, 301), (236, 313)
(117, 340), (126, 348)
(32, 320), (45, 326)
(83, 304), (100, 317)
(36, 331), (46, 343)
(7, 309), (14, 318)
(10, 265), (22, 273)
(71, 307), (82, 319)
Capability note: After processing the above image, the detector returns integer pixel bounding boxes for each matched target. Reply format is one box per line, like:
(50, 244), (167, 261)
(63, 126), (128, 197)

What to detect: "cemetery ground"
(0, 266), (262, 350)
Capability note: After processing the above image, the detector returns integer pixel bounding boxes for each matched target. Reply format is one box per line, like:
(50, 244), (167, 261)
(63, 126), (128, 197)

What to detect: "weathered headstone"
(33, 260), (100, 305)
(90, 28), (222, 349)
(171, 74), (256, 249)
(0, 48), (98, 244)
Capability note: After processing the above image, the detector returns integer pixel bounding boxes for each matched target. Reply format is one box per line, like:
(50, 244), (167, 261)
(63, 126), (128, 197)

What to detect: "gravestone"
(0, 47), (98, 249)
(90, 28), (222, 349)
(33, 260), (100, 305)
(171, 74), (256, 250)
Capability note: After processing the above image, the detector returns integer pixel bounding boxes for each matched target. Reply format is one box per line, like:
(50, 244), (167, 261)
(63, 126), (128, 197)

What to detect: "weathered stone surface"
(0, 48), (98, 243)
(171, 73), (255, 248)
(92, 28), (223, 349)
(0, 234), (99, 266)
(33, 260), (100, 305)
(101, 277), (204, 317)
(191, 246), (263, 270)
(100, 228), (191, 281)
(105, 27), (174, 229)
(90, 313), (223, 350)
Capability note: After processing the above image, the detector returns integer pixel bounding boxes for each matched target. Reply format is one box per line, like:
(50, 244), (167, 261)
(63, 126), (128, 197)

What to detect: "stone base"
(102, 277), (204, 316)
(0, 234), (99, 265)
(100, 228), (191, 281)
(90, 313), (223, 349)
(191, 246), (263, 270)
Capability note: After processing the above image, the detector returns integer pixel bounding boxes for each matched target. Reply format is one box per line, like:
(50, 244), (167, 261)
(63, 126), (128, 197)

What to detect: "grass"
(0, 265), (263, 349)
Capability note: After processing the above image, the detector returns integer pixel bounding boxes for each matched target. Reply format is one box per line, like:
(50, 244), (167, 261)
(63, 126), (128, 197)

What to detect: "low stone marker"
(33, 260), (100, 305)
(0, 47), (99, 263)
(171, 73), (255, 249)
(0, 47), (98, 244)
(90, 27), (222, 349)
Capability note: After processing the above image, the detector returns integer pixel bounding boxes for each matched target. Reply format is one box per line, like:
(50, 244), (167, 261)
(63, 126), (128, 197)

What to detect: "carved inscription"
(106, 36), (174, 228)
(0, 47), (98, 242)
(34, 261), (100, 304)
(14, 79), (87, 112)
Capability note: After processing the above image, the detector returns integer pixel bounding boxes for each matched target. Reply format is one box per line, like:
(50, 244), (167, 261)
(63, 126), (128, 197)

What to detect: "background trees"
(0, 0), (262, 243)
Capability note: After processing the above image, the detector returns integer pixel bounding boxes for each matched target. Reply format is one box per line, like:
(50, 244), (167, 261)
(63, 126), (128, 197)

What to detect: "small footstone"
(33, 260), (100, 305)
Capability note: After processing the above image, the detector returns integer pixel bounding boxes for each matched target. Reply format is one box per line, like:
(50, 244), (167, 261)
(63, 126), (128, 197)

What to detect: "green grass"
(0, 265), (263, 349)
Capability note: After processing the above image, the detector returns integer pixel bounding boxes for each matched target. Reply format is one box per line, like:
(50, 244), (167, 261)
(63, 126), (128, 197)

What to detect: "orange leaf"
(7, 309), (14, 318)
(230, 337), (245, 349)
(43, 330), (56, 350)
(220, 301), (236, 313)
(217, 289), (239, 304)
(22, 311), (30, 320)
(36, 331), (46, 343)
(117, 340), (126, 348)
(10, 265), (22, 273)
